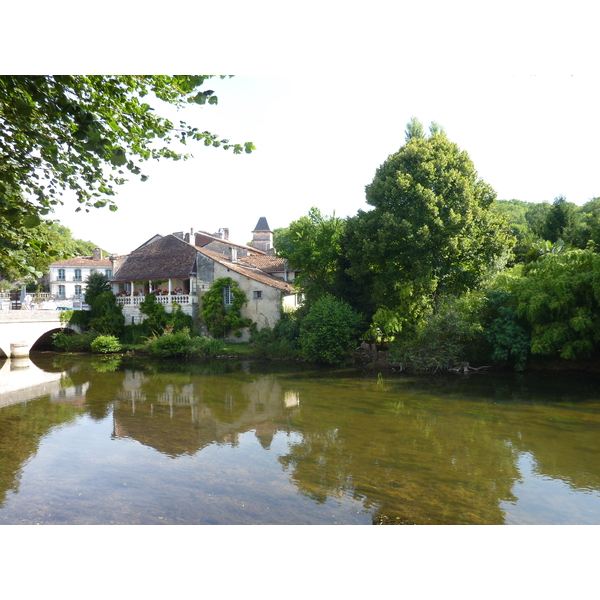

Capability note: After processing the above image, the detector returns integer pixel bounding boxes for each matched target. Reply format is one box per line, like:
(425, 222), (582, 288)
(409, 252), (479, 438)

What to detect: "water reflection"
(0, 354), (599, 524)
(111, 367), (301, 458)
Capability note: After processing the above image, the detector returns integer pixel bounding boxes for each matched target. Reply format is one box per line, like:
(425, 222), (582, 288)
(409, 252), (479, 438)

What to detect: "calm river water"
(1, 352), (599, 525)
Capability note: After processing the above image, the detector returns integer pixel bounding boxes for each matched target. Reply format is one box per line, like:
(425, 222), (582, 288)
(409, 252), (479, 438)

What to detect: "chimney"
(220, 227), (229, 240)
(228, 246), (238, 262)
(93, 248), (103, 261)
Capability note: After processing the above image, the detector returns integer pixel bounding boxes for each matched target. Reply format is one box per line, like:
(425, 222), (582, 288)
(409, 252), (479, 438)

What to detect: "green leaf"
(23, 214), (41, 228)
(110, 148), (127, 166)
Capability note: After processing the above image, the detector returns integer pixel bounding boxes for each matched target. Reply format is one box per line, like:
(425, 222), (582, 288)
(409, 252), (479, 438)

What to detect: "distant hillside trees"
(1, 218), (103, 284)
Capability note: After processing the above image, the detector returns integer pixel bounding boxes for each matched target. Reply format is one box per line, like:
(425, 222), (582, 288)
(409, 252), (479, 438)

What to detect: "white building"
(48, 249), (121, 301)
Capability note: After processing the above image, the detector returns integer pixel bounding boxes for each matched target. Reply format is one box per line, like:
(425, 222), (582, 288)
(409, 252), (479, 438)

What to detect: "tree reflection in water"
(0, 354), (599, 524)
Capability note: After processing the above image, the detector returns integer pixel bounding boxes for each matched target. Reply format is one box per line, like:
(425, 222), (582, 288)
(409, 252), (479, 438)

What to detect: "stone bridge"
(0, 311), (82, 358)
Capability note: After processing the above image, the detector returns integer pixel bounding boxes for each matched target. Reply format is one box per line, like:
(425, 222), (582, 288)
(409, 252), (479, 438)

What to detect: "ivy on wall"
(201, 277), (253, 338)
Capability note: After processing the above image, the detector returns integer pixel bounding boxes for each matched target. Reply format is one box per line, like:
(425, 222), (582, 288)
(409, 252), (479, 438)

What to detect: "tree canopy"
(275, 207), (345, 303)
(512, 248), (600, 360)
(342, 120), (514, 330)
(0, 75), (255, 275)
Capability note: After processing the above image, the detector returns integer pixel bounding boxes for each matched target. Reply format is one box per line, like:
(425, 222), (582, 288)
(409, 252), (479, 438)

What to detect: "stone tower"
(251, 217), (273, 253)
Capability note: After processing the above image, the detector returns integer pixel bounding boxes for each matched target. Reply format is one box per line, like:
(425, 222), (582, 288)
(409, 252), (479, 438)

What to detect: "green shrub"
(52, 330), (100, 352)
(146, 329), (224, 358)
(170, 302), (194, 332)
(90, 335), (122, 354)
(249, 325), (300, 359)
(120, 322), (152, 345)
(146, 330), (192, 358)
(389, 295), (485, 373)
(188, 336), (225, 358)
(89, 311), (125, 336)
(65, 309), (91, 330)
(139, 293), (169, 334)
(483, 290), (530, 371)
(299, 296), (364, 364)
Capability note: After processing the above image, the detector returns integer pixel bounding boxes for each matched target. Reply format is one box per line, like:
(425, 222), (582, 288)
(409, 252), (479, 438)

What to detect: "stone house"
(111, 218), (298, 340)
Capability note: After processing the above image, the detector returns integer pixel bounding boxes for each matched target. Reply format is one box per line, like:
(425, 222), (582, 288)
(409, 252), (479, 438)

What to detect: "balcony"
(116, 293), (197, 307)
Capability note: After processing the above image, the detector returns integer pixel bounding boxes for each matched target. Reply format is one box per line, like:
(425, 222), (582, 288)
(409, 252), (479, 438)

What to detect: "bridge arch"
(0, 312), (83, 358)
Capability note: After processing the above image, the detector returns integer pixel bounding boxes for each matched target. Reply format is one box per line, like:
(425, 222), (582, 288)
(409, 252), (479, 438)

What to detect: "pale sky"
(50, 73), (600, 256)
(8, 1), (599, 259)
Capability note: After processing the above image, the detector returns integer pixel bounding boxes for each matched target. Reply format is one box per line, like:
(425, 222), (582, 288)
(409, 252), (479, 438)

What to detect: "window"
(105, 269), (112, 278)
(74, 269), (82, 281)
(58, 269), (65, 281)
(74, 285), (82, 298)
(223, 286), (233, 306)
(58, 285), (65, 298)
(253, 290), (262, 299)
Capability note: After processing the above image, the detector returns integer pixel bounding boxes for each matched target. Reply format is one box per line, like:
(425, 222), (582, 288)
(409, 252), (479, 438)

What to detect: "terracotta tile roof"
(193, 231), (265, 255)
(197, 247), (295, 293)
(236, 254), (286, 273)
(110, 231), (295, 294)
(112, 235), (198, 282)
(50, 256), (114, 267)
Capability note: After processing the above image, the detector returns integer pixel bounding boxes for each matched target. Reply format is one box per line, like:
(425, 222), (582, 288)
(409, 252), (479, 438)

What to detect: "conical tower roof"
(253, 217), (271, 232)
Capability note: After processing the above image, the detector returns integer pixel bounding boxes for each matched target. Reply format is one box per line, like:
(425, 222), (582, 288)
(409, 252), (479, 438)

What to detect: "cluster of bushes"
(145, 329), (224, 358)
(53, 278), (223, 359)
(250, 295), (364, 365)
(389, 294), (486, 374)
(383, 245), (600, 372)
(52, 330), (102, 352)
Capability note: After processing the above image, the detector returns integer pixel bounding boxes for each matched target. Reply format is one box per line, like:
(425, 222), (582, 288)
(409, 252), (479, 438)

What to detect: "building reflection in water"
(111, 369), (301, 458)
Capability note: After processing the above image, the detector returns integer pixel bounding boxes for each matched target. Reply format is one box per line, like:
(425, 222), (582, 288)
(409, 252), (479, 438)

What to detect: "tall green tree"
(405, 116), (425, 141)
(342, 120), (514, 331)
(0, 75), (255, 275)
(542, 195), (580, 244)
(276, 207), (345, 303)
(73, 270), (125, 336)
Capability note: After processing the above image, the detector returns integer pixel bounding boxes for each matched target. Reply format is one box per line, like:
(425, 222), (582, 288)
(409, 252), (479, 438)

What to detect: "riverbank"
(109, 342), (600, 375)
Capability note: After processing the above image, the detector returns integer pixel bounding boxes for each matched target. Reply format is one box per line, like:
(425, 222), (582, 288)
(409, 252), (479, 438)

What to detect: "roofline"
(194, 230), (266, 254)
(196, 247), (294, 292)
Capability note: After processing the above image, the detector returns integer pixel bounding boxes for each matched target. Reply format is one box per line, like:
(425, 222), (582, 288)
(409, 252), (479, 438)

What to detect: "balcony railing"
(0, 293), (51, 300)
(116, 294), (197, 306)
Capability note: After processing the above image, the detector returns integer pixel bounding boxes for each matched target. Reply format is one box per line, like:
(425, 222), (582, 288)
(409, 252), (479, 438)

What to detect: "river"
(1, 352), (599, 525)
